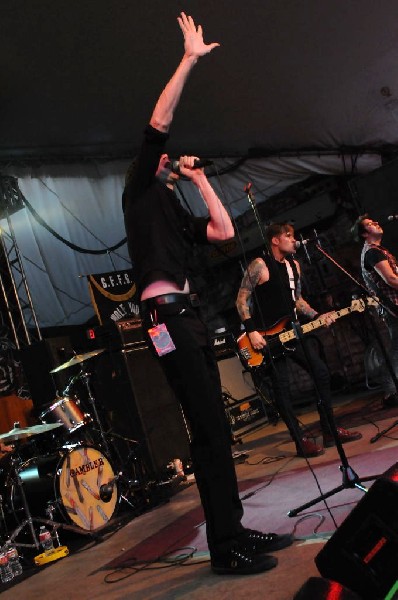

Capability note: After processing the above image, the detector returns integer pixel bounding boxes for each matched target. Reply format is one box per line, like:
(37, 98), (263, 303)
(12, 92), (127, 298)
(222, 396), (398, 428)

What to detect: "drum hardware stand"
(76, 368), (111, 458)
(0, 494), (8, 540)
(94, 429), (153, 510)
(7, 446), (99, 550)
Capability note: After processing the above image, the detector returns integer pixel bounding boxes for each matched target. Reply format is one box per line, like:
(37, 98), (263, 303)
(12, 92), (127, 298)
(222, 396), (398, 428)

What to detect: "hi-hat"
(50, 349), (105, 373)
(0, 423), (63, 443)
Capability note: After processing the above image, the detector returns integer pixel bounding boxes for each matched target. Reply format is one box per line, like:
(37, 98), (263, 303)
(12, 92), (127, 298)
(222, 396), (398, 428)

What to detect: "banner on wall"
(87, 269), (140, 324)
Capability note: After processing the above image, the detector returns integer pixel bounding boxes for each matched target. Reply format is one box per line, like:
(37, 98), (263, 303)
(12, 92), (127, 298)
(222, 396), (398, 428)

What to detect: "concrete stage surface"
(1, 388), (397, 600)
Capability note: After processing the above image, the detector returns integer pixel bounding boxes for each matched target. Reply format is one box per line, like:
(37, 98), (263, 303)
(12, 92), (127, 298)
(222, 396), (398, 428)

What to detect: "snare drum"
(10, 446), (118, 531)
(40, 396), (89, 434)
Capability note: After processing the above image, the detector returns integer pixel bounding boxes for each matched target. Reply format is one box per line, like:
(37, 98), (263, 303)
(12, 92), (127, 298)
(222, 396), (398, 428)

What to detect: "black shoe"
(211, 546), (277, 575)
(383, 393), (398, 408)
(238, 529), (294, 554)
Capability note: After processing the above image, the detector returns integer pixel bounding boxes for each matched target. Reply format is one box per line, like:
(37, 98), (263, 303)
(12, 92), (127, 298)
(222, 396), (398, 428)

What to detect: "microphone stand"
(288, 241), (389, 517)
(313, 242), (398, 397)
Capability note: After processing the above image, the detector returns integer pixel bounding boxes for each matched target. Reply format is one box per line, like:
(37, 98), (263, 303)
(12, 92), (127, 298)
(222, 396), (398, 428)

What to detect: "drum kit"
(0, 349), (147, 551)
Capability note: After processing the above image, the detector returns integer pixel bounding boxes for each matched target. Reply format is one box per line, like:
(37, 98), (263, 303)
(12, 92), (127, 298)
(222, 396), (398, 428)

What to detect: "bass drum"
(10, 446), (118, 531)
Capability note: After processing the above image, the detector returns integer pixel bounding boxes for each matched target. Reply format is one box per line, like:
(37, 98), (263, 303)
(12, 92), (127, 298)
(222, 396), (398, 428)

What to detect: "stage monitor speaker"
(217, 355), (255, 401)
(93, 345), (190, 478)
(315, 465), (398, 600)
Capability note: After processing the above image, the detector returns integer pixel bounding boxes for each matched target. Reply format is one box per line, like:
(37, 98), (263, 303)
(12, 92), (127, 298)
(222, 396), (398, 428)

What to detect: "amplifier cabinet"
(93, 345), (190, 478)
(225, 395), (267, 437)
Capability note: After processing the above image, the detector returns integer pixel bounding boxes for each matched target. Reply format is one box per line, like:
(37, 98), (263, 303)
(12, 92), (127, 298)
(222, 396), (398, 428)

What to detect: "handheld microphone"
(387, 214), (398, 221)
(166, 158), (213, 174)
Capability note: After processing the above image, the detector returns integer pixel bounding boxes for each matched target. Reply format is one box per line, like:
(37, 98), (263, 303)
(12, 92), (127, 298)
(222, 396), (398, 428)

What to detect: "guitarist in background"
(352, 215), (398, 407)
(236, 222), (361, 458)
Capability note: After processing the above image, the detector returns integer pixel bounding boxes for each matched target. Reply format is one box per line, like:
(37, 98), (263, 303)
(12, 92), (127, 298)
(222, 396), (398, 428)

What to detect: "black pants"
(253, 337), (335, 448)
(142, 299), (244, 555)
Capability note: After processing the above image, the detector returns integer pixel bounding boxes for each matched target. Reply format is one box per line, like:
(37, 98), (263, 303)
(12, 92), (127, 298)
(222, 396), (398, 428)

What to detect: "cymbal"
(50, 349), (105, 373)
(0, 423), (63, 443)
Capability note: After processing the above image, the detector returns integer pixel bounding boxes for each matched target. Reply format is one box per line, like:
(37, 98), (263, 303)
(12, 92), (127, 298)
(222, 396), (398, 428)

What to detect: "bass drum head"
(59, 446), (117, 531)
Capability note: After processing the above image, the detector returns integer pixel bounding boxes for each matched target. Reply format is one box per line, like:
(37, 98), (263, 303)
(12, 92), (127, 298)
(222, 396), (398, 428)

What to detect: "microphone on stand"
(294, 238), (317, 249)
(166, 158), (213, 174)
(313, 228), (322, 248)
(296, 235), (312, 264)
(387, 214), (398, 221)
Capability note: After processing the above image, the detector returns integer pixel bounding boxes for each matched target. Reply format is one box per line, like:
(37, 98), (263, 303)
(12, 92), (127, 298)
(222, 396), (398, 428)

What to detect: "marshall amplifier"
(114, 318), (145, 346)
(91, 318), (146, 350)
(212, 330), (236, 360)
(213, 331), (257, 401)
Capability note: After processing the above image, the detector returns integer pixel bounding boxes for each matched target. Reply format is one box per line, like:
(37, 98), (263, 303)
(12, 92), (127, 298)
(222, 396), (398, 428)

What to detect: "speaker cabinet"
(217, 355), (256, 401)
(315, 467), (398, 600)
(93, 346), (190, 478)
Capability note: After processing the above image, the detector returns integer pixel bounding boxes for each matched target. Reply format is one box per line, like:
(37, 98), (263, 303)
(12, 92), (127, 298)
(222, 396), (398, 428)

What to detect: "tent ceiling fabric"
(1, 153), (381, 329)
(1, 2), (398, 329)
(1, 1), (398, 159)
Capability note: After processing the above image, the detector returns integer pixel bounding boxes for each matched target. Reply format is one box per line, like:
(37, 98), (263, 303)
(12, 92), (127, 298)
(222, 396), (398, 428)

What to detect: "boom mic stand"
(308, 243), (398, 444)
(288, 238), (389, 517)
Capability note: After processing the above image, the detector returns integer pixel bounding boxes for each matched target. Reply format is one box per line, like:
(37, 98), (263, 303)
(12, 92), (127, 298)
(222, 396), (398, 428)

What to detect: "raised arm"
(177, 156), (234, 241)
(150, 12), (219, 133)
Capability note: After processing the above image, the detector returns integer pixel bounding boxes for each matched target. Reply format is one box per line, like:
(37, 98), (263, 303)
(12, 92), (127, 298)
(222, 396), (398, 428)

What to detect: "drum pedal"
(34, 545), (69, 566)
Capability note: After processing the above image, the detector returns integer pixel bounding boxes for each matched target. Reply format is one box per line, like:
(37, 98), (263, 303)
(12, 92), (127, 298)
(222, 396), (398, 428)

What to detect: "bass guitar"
(237, 297), (377, 369)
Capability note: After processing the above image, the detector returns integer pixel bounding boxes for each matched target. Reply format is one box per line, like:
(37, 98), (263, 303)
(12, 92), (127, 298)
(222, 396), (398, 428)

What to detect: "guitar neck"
(278, 306), (353, 344)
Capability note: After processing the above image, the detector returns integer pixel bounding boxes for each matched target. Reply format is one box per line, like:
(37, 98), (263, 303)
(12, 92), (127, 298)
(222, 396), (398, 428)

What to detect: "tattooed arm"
(236, 258), (269, 350)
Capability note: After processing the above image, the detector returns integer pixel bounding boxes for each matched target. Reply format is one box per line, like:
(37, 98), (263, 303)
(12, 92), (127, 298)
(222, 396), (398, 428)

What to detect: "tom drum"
(40, 396), (89, 435)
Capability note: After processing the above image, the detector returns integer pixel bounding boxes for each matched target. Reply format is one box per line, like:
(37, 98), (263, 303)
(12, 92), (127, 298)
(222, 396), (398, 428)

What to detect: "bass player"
(236, 222), (361, 458)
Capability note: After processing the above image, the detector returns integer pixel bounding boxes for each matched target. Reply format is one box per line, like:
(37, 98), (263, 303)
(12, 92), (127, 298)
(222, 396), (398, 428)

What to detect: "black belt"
(142, 293), (200, 308)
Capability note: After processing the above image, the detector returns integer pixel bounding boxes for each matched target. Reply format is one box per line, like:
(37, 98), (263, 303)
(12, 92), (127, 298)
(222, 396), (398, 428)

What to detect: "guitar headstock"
(350, 296), (379, 313)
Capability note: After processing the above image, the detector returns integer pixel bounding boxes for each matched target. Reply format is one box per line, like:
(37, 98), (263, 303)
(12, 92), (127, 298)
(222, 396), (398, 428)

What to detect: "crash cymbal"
(50, 349), (105, 373)
(0, 423), (63, 443)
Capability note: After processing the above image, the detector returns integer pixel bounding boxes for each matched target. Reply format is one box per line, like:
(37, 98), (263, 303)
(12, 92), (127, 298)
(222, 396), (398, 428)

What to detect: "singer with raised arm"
(236, 222), (361, 458)
(352, 215), (398, 407)
(122, 13), (293, 575)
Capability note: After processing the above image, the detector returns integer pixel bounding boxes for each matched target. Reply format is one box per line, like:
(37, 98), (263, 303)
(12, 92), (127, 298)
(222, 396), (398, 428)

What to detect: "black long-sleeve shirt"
(122, 125), (209, 296)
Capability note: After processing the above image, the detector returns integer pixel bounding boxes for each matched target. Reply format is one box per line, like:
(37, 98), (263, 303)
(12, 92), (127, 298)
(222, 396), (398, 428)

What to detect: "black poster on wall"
(87, 269), (140, 324)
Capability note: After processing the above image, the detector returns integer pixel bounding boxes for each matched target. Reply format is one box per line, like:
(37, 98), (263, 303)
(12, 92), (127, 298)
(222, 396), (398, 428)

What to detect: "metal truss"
(0, 176), (41, 348)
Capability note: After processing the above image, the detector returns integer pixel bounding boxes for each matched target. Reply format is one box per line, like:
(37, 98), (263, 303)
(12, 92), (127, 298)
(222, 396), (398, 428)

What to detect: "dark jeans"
(142, 299), (244, 555)
(253, 337), (335, 448)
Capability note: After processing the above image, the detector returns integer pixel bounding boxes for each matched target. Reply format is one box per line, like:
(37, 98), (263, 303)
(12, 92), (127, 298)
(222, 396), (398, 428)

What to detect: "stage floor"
(2, 387), (397, 600)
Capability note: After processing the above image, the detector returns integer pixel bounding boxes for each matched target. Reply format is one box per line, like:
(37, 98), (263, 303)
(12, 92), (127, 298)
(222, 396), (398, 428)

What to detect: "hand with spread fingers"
(177, 12), (220, 59)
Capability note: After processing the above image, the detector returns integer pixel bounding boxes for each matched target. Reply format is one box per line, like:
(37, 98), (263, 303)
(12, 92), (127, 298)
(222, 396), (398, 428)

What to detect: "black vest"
(252, 255), (299, 329)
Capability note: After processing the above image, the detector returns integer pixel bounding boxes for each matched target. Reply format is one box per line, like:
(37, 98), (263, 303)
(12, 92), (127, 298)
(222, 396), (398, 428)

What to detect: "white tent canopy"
(2, 152), (382, 328)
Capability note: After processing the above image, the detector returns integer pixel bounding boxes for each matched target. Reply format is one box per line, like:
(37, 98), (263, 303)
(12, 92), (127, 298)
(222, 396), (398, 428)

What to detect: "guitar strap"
(285, 259), (297, 320)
